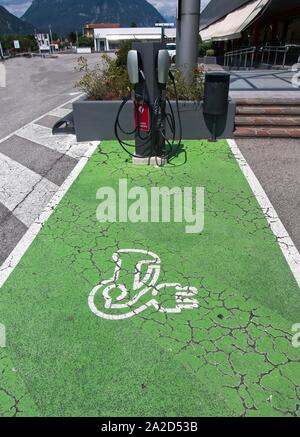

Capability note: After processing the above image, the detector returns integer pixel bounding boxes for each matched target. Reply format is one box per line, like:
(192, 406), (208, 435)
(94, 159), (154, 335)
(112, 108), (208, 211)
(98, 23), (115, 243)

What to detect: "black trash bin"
(203, 72), (231, 140)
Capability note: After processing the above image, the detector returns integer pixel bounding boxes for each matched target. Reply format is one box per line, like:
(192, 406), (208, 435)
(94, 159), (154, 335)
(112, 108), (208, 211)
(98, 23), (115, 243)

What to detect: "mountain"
(163, 15), (176, 25)
(0, 5), (34, 35)
(22, 0), (165, 34)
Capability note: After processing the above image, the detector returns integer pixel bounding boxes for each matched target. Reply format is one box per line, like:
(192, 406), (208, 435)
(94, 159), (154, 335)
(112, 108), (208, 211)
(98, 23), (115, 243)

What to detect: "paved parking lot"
(0, 53), (104, 138)
(0, 54), (103, 266)
(230, 69), (300, 92)
(1, 139), (299, 417)
(237, 138), (300, 251)
(0, 56), (299, 417)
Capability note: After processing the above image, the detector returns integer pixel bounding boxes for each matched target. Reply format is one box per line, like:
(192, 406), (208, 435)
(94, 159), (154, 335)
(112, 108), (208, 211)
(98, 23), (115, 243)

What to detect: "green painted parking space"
(0, 140), (299, 417)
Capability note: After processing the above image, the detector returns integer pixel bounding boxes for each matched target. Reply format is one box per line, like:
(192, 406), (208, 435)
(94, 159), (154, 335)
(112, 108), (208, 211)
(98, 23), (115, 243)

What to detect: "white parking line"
(17, 124), (90, 159)
(0, 92), (100, 289)
(0, 94), (83, 146)
(48, 108), (72, 118)
(0, 152), (58, 227)
(228, 139), (300, 288)
(0, 140), (98, 289)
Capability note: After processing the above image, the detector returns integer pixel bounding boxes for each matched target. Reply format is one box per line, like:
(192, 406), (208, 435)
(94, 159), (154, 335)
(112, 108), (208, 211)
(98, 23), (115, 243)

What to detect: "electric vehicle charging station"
(112, 0), (232, 164)
(65, 0), (235, 152)
(128, 42), (170, 160)
(115, 41), (176, 164)
(114, 45), (232, 164)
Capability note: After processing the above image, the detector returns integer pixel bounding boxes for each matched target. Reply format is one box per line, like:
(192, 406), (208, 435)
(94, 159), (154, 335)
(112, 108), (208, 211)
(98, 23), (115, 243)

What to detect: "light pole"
(155, 23), (174, 44)
(49, 24), (53, 54)
(0, 41), (4, 59)
(176, 0), (201, 81)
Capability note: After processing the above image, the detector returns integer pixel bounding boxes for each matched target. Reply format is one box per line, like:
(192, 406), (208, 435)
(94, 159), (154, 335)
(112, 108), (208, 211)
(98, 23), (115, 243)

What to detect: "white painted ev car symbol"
(88, 249), (199, 320)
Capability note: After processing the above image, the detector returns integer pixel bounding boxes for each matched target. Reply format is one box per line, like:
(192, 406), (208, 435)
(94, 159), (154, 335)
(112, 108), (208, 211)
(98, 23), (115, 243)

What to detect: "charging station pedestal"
(132, 42), (167, 161)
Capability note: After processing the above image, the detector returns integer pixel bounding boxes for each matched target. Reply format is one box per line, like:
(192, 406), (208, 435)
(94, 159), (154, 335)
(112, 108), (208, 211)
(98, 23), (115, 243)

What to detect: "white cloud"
(150, 0), (210, 17)
(1, 1), (31, 17)
(3, 0), (212, 19)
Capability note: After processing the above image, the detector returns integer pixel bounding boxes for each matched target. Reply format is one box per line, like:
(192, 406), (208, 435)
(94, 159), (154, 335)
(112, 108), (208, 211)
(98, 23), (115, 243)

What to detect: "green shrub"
(167, 66), (205, 101)
(75, 54), (131, 100)
(115, 40), (132, 67)
(198, 36), (213, 57)
(75, 40), (205, 102)
(75, 41), (134, 100)
(206, 49), (215, 57)
(0, 34), (38, 52)
(78, 36), (94, 48)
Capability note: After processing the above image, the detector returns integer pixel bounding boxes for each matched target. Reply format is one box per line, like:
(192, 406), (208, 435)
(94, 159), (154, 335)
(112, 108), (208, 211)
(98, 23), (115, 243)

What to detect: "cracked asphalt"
(0, 53), (103, 138)
(0, 140), (299, 417)
(0, 54), (104, 266)
(237, 138), (300, 251)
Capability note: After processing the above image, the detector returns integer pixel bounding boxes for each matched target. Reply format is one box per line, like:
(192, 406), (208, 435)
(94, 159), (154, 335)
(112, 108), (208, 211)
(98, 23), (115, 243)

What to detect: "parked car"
(167, 43), (176, 64)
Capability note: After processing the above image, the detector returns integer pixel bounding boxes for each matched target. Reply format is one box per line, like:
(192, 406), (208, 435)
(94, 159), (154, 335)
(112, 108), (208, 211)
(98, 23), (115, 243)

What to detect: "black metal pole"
(176, 0), (201, 81)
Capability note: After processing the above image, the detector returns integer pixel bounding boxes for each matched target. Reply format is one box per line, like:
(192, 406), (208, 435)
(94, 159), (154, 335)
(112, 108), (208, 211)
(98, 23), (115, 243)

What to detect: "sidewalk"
(230, 69), (300, 92)
(0, 97), (97, 266)
(0, 140), (299, 417)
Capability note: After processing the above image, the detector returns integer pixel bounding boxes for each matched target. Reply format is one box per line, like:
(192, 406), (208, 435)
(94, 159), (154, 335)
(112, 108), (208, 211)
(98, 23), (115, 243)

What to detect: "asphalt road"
(0, 53), (105, 139)
(237, 138), (300, 251)
(0, 53), (104, 266)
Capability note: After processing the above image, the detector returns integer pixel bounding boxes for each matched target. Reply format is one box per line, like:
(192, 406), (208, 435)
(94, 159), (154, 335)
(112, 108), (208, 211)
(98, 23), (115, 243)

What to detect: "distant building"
(93, 27), (176, 52)
(200, 0), (300, 65)
(84, 23), (121, 39)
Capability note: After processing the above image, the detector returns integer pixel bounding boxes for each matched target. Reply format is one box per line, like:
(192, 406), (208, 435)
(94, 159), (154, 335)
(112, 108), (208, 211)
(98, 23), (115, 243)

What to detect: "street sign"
(13, 40), (20, 50)
(155, 23), (175, 28)
(35, 33), (50, 52)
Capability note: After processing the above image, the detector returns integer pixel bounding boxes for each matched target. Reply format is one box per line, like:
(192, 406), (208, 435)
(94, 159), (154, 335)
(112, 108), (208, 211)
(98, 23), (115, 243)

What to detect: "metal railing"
(259, 45), (300, 68)
(224, 47), (256, 70)
(224, 44), (300, 69)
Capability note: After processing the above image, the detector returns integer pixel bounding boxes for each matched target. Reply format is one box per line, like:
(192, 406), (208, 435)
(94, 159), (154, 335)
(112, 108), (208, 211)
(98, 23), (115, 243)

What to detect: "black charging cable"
(115, 70), (183, 164)
(114, 96), (154, 159)
(114, 72), (155, 158)
(166, 70), (183, 160)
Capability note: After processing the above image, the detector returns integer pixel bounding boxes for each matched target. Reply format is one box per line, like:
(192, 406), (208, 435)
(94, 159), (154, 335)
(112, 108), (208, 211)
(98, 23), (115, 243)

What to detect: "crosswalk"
(0, 99), (98, 266)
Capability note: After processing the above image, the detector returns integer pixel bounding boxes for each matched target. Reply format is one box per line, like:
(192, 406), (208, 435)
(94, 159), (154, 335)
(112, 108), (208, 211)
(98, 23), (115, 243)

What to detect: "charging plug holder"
(157, 50), (171, 85)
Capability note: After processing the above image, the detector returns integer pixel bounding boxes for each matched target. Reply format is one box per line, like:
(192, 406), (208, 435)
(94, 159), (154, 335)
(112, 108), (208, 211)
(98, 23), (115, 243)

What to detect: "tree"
(68, 32), (77, 44)
(52, 32), (59, 42)
(0, 34), (38, 52)
(78, 36), (94, 48)
(198, 35), (213, 57)
(115, 40), (132, 67)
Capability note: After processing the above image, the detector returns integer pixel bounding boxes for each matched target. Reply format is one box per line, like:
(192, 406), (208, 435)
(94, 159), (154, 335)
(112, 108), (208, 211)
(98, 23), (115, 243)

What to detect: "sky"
(2, 0), (211, 18)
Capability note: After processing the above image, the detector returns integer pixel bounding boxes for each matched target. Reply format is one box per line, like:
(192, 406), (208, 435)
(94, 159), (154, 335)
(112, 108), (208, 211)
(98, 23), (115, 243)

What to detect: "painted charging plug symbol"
(88, 249), (199, 320)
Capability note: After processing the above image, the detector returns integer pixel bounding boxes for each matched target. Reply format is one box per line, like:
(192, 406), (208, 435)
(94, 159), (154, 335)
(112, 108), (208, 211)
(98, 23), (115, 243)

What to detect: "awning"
(200, 0), (270, 42)
(106, 34), (162, 41)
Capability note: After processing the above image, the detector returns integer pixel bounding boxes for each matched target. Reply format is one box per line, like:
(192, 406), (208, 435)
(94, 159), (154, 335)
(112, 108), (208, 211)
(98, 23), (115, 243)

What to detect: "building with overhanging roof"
(93, 27), (176, 52)
(200, 0), (300, 66)
(84, 23), (121, 38)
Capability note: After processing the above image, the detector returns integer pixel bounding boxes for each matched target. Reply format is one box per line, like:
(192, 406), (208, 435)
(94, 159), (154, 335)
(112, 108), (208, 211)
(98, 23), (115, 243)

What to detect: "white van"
(166, 43), (176, 64)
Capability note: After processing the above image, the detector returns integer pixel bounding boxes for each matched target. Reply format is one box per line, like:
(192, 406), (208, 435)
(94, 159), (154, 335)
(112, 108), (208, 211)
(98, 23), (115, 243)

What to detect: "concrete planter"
(72, 98), (236, 142)
(199, 56), (217, 64)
